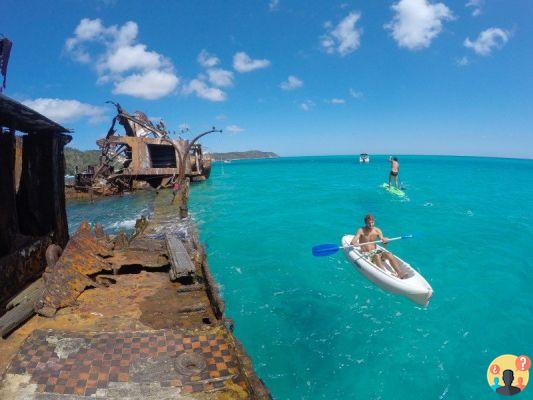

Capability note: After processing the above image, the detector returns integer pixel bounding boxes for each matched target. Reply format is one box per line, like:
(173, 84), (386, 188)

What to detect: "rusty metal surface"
(1, 90), (71, 314)
(0, 93), (71, 134)
(0, 236), (52, 310)
(0, 268), (268, 398)
(72, 104), (213, 196)
(1, 327), (251, 398)
(1, 189), (270, 399)
(34, 222), (112, 317)
(108, 250), (168, 270)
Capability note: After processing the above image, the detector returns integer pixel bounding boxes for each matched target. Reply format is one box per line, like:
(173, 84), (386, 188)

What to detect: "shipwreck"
(72, 102), (217, 197)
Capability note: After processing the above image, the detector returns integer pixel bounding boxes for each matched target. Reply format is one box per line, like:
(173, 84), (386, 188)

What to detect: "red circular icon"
(515, 355), (531, 371)
(490, 364), (500, 374)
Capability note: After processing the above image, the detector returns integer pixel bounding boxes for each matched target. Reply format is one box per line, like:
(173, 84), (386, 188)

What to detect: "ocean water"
(66, 190), (155, 234)
(65, 156), (533, 399)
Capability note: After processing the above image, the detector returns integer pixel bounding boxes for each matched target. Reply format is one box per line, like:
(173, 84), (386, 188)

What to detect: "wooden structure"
(0, 94), (71, 310)
(166, 233), (196, 280)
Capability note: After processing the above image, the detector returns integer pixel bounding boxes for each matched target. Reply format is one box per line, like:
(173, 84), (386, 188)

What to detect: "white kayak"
(341, 235), (433, 307)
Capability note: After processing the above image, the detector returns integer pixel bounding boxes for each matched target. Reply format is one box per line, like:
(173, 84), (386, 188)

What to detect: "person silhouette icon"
(496, 369), (522, 396)
(491, 377), (501, 391)
(516, 377), (525, 391)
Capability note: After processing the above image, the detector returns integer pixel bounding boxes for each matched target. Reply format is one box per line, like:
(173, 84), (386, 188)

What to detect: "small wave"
(423, 202), (433, 207)
(106, 219), (137, 230)
(466, 210), (474, 216)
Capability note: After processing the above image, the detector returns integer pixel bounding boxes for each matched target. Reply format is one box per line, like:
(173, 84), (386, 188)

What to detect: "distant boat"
(223, 160), (231, 164)
(359, 153), (370, 163)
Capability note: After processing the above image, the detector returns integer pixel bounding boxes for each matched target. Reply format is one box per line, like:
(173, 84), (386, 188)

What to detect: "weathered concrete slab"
(0, 328), (247, 399)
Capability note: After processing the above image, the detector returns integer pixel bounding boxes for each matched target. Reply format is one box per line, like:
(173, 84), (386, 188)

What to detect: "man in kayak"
(350, 214), (406, 278)
(388, 156), (399, 189)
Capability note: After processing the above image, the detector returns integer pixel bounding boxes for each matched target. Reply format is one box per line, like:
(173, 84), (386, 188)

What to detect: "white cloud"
(280, 75), (303, 90)
(226, 124), (244, 134)
(464, 28), (510, 56)
(207, 68), (234, 87)
(233, 52), (271, 73)
(184, 79), (227, 102)
(197, 49), (220, 68)
(384, 0), (454, 50)
(320, 12), (362, 56)
(22, 98), (107, 124)
(74, 18), (106, 40)
(216, 114), (227, 120)
(327, 98), (346, 104)
(349, 89), (363, 98)
(65, 18), (179, 100)
(269, 0), (279, 11)
(113, 70), (179, 99)
(456, 56), (470, 66)
(104, 44), (167, 73)
(300, 100), (315, 111)
(465, 0), (483, 17)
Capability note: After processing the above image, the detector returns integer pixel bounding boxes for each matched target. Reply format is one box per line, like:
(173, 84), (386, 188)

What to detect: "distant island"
(210, 150), (279, 161)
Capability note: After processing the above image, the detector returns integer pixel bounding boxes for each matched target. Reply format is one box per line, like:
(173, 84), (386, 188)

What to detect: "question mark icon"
(515, 355), (531, 371)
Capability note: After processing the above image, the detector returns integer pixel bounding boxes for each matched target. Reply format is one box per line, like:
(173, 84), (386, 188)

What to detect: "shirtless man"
(350, 214), (405, 278)
(388, 156), (400, 189)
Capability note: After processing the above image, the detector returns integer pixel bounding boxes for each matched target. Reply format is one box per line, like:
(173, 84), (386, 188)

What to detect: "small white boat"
(341, 235), (433, 307)
(359, 153), (370, 163)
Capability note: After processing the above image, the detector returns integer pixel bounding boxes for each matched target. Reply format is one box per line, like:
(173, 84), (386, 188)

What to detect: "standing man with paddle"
(388, 156), (400, 189)
(350, 214), (405, 278)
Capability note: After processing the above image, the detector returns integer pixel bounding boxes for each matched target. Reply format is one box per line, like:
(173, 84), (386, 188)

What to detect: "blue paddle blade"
(312, 243), (341, 257)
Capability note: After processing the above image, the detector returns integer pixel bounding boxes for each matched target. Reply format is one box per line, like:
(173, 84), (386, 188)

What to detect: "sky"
(2, 0), (532, 158)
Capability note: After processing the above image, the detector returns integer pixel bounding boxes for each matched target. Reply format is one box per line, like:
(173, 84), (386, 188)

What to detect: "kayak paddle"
(311, 234), (414, 257)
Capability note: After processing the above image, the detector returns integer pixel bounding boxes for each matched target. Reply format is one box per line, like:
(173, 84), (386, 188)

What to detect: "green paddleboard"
(381, 183), (406, 197)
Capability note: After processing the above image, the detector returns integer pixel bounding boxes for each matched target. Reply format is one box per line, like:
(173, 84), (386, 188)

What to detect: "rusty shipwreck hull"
(0, 190), (270, 399)
(71, 103), (213, 197)
(0, 93), (71, 311)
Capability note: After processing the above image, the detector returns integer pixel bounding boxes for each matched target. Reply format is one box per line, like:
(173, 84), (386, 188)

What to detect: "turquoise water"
(65, 156), (533, 399)
(187, 156), (533, 399)
(66, 191), (155, 234)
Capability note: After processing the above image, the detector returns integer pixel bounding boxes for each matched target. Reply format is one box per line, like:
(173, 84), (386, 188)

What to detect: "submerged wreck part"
(0, 94), (71, 311)
(71, 103), (214, 198)
(0, 189), (271, 398)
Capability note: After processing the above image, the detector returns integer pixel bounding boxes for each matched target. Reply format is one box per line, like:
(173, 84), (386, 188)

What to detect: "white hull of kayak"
(341, 235), (433, 307)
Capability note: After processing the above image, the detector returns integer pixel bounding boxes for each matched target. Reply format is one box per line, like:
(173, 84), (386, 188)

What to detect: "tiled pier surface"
(4, 328), (247, 398)
(0, 190), (270, 399)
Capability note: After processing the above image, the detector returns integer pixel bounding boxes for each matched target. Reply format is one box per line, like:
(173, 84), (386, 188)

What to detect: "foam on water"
(67, 191), (155, 235)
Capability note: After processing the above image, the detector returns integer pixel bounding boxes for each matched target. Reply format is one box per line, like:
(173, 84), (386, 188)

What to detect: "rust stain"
(35, 221), (112, 316)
